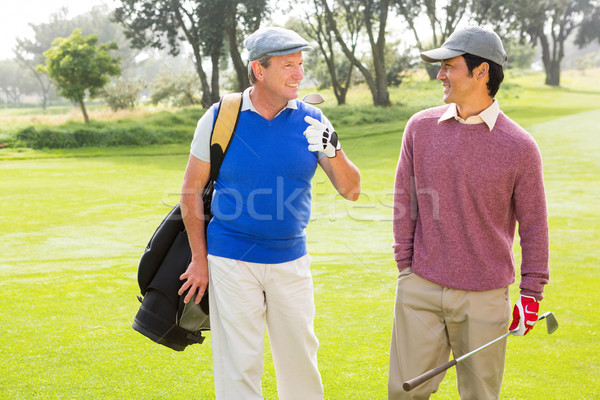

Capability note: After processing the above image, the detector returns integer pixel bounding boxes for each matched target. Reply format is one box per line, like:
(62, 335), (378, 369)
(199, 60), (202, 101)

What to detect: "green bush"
(16, 124), (181, 149)
(16, 126), (79, 148)
(11, 102), (424, 150)
(14, 106), (206, 149)
(320, 104), (416, 127)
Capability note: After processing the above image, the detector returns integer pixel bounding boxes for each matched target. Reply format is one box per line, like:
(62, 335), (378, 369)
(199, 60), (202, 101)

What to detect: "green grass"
(1, 70), (600, 399)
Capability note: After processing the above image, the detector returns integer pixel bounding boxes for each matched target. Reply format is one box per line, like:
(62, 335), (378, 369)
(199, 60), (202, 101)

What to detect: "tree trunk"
(372, 41), (390, 106)
(338, 62), (354, 106)
(32, 71), (50, 110)
(15, 49), (51, 110)
(192, 45), (212, 108)
(305, 3), (352, 106)
(323, 43), (350, 105)
(374, 85), (390, 106)
(545, 61), (561, 86)
(79, 100), (90, 124)
(333, 85), (348, 105)
(173, 6), (212, 107)
(539, 34), (561, 86)
(322, 0), (389, 106)
(338, 89), (347, 105)
(225, 18), (249, 92)
(365, 0), (390, 106)
(210, 52), (220, 103)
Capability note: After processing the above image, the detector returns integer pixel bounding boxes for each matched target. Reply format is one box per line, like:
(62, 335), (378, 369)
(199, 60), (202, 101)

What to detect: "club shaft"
(455, 331), (513, 362)
(403, 313), (555, 392)
(403, 331), (512, 391)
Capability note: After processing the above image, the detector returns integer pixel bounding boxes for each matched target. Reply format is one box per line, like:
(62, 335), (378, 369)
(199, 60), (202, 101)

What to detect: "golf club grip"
(403, 359), (458, 391)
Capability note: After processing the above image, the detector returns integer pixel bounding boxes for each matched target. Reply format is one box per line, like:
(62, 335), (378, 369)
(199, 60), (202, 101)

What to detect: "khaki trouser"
(388, 268), (511, 400)
(208, 254), (323, 400)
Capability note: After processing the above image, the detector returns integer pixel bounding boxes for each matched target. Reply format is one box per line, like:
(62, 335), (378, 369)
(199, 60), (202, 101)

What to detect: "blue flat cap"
(245, 27), (312, 61)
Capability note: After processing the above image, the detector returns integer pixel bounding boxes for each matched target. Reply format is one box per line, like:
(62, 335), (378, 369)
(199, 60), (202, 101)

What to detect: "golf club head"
(538, 311), (559, 334)
(302, 93), (325, 104)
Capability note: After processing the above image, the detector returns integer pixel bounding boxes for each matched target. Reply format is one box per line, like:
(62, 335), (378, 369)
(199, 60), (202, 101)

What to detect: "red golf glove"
(509, 295), (539, 336)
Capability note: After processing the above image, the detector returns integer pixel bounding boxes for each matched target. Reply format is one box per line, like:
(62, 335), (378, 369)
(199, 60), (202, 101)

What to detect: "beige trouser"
(208, 254), (323, 400)
(388, 268), (511, 400)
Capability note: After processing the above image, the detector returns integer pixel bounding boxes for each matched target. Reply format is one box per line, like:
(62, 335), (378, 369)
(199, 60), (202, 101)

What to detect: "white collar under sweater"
(438, 98), (500, 131)
(243, 87), (298, 117)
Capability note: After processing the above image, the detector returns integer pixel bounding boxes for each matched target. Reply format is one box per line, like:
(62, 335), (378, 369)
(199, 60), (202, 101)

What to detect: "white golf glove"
(303, 116), (341, 158)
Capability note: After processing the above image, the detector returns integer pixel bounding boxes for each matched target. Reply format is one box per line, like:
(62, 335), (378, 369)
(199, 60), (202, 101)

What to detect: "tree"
(474, 0), (599, 86)
(392, 0), (471, 80)
(573, 51), (599, 71)
(575, 1), (600, 46)
(0, 59), (38, 104)
(502, 38), (536, 69)
(114, 0), (269, 107)
(225, 0), (267, 91)
(384, 40), (413, 86)
(318, 0), (391, 106)
(15, 5), (141, 109)
(295, 1), (362, 105)
(37, 29), (121, 123)
(149, 70), (202, 106)
(102, 78), (146, 110)
(14, 8), (72, 109)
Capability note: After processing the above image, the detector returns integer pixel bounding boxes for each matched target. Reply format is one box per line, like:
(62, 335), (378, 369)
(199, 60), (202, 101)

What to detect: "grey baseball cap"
(245, 27), (312, 61)
(420, 26), (507, 66)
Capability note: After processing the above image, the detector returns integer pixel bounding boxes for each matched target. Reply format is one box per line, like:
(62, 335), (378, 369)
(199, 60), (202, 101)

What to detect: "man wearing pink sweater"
(388, 27), (550, 399)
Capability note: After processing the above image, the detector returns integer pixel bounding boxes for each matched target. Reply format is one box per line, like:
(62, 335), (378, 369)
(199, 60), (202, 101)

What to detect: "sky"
(0, 0), (420, 61)
(0, 0), (118, 60)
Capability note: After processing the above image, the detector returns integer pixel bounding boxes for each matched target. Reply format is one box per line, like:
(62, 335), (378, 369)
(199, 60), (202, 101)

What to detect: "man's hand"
(178, 258), (209, 304)
(303, 116), (341, 158)
(509, 295), (539, 336)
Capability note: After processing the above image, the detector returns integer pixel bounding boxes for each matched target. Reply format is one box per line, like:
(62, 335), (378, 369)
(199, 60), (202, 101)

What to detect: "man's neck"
(455, 96), (494, 120)
(249, 86), (289, 121)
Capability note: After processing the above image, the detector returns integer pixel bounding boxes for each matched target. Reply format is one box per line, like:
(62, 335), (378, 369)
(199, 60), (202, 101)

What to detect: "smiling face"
(437, 55), (479, 107)
(258, 51), (304, 103)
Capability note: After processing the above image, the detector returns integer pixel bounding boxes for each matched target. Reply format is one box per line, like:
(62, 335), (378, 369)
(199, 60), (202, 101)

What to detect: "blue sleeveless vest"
(207, 101), (322, 263)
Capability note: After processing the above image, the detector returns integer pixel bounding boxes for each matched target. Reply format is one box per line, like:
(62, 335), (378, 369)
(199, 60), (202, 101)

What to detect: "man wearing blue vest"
(178, 27), (361, 399)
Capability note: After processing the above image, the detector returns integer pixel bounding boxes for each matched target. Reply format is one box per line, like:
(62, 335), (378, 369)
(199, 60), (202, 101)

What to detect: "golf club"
(402, 311), (559, 392)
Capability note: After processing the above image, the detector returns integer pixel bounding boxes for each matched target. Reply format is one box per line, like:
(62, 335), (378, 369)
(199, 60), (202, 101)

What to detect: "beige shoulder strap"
(211, 92), (243, 150)
(209, 92), (243, 179)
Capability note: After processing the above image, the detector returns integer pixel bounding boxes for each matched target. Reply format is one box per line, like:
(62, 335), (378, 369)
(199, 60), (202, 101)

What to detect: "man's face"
(260, 51), (304, 102)
(436, 55), (478, 106)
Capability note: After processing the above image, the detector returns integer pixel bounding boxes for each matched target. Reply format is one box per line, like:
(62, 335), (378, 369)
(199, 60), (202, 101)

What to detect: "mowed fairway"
(1, 72), (599, 399)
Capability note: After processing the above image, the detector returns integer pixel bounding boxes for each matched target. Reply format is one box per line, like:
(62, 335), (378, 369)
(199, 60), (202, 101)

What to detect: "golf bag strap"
(209, 92), (243, 180)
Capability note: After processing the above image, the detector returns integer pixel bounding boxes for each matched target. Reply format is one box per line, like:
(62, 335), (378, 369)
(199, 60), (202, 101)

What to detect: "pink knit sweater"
(393, 105), (549, 299)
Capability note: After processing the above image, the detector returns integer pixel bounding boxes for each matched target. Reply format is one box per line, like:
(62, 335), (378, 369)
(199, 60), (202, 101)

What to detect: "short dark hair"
(462, 53), (504, 98)
(248, 54), (272, 85)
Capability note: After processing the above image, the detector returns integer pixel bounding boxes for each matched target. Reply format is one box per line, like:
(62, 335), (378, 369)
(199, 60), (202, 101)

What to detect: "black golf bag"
(132, 93), (242, 351)
(132, 203), (211, 351)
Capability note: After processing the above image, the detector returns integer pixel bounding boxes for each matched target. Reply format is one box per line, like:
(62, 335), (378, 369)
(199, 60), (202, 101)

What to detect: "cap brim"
(420, 48), (465, 63)
(266, 44), (312, 57)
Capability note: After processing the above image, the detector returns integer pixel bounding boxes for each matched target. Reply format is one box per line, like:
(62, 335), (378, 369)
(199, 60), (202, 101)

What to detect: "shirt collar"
(242, 87), (298, 115)
(438, 99), (500, 131)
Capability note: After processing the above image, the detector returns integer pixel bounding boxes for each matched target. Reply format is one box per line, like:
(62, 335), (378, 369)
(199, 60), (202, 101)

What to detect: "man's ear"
(251, 60), (264, 81)
(476, 62), (489, 80)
